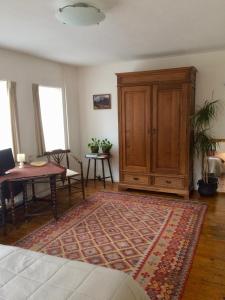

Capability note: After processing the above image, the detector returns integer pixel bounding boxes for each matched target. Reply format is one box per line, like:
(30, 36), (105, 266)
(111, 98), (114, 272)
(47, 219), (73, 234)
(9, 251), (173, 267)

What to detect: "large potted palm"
(192, 99), (219, 196)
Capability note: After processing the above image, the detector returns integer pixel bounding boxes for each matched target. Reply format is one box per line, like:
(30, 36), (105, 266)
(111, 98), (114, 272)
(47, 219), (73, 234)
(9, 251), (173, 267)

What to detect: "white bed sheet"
(0, 244), (149, 300)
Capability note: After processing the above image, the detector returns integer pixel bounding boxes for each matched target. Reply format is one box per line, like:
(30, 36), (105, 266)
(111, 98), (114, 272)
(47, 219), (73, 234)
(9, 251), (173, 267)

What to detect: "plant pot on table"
(90, 146), (99, 153)
(101, 146), (111, 154)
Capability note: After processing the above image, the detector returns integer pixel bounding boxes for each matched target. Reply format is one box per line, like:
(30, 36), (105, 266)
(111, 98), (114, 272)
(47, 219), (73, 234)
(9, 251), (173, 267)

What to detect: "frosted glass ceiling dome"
(56, 2), (105, 26)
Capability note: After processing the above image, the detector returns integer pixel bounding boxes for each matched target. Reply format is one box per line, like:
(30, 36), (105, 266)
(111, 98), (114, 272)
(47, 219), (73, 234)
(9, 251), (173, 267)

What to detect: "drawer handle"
(133, 177), (139, 181)
(166, 180), (171, 184)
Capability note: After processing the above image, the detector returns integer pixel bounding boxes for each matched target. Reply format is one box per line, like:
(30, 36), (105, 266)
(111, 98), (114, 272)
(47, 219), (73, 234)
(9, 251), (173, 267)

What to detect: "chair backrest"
(0, 148), (15, 176)
(44, 149), (71, 168)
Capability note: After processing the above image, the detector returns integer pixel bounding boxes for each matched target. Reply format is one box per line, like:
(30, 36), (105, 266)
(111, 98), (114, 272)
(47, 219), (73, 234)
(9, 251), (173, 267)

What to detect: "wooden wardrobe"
(117, 67), (197, 198)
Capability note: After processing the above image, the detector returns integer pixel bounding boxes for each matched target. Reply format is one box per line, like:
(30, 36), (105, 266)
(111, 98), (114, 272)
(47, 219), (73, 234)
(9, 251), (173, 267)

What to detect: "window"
(0, 81), (13, 150)
(39, 86), (66, 151)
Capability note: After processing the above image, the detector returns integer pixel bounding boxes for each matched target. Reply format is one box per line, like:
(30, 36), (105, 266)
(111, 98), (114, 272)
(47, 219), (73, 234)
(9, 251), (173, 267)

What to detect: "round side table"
(85, 154), (114, 188)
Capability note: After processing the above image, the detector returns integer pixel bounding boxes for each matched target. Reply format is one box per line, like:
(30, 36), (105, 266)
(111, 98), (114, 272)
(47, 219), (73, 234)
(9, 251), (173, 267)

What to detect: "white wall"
(2, 47), (225, 189)
(77, 50), (225, 186)
(0, 48), (80, 159)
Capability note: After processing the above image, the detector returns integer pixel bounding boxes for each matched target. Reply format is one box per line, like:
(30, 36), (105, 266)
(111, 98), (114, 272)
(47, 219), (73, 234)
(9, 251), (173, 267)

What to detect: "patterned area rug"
(15, 192), (207, 300)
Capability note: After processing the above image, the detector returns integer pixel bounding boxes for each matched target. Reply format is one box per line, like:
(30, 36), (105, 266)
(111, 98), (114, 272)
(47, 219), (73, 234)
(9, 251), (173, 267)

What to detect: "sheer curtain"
(32, 84), (45, 156)
(7, 81), (21, 156)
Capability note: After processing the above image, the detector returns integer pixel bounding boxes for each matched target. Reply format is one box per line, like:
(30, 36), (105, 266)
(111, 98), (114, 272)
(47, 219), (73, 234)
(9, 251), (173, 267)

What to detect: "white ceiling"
(1, 0), (225, 66)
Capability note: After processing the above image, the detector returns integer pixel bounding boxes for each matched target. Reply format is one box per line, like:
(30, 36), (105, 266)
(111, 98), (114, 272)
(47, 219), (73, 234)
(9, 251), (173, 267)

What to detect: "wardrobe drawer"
(123, 174), (149, 185)
(154, 176), (184, 189)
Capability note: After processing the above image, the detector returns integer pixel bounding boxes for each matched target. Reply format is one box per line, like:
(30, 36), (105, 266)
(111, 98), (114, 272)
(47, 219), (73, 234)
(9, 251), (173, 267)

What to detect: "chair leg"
(81, 176), (85, 201)
(68, 177), (72, 195)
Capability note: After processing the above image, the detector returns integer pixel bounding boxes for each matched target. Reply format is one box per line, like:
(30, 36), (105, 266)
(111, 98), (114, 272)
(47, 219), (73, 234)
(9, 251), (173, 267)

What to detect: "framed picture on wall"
(93, 94), (111, 109)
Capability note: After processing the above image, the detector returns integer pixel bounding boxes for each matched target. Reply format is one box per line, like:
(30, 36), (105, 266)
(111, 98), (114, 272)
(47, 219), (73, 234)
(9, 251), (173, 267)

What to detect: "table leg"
(107, 159), (114, 183)
(50, 176), (58, 221)
(94, 159), (97, 182)
(0, 184), (7, 235)
(9, 182), (16, 225)
(23, 181), (28, 221)
(101, 159), (106, 188)
(85, 159), (91, 187)
(31, 180), (36, 201)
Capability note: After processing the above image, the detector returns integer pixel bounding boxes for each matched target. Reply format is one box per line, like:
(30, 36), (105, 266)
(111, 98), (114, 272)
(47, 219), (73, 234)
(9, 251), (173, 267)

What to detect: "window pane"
(0, 81), (13, 150)
(39, 86), (66, 151)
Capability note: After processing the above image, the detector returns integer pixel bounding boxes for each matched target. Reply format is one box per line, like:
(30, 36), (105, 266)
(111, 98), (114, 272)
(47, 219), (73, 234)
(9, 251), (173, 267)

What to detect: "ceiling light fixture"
(56, 2), (105, 26)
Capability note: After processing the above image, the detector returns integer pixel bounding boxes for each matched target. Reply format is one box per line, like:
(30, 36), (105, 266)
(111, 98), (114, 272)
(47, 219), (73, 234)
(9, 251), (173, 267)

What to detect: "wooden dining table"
(0, 162), (66, 234)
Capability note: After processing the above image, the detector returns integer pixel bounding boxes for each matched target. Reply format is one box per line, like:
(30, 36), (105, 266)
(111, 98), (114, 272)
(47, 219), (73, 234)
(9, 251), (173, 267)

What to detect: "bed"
(0, 244), (149, 300)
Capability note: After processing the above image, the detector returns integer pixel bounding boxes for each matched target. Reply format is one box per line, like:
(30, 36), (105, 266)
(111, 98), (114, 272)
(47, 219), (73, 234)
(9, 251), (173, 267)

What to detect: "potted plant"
(100, 138), (113, 154)
(88, 138), (100, 153)
(192, 99), (219, 196)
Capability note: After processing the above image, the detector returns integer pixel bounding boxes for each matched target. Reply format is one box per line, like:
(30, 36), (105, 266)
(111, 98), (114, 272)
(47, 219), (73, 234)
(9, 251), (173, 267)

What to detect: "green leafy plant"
(100, 138), (113, 154)
(88, 138), (100, 153)
(192, 99), (219, 183)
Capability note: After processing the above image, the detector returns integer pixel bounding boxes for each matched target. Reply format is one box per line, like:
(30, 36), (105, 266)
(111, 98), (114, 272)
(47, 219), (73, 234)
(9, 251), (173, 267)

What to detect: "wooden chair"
(44, 149), (85, 200)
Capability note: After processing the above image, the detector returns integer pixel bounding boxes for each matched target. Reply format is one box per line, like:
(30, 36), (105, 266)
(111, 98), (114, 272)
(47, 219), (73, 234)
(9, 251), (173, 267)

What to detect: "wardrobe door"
(152, 84), (187, 175)
(120, 86), (151, 173)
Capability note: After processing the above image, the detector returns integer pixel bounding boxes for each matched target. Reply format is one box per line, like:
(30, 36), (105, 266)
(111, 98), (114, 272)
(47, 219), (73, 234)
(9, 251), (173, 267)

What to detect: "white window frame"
(38, 85), (70, 151)
(0, 79), (13, 151)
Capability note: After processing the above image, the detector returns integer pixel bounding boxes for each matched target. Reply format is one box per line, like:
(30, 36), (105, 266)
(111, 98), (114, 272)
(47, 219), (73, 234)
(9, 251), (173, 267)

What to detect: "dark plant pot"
(90, 146), (99, 153)
(101, 146), (111, 154)
(197, 177), (218, 196)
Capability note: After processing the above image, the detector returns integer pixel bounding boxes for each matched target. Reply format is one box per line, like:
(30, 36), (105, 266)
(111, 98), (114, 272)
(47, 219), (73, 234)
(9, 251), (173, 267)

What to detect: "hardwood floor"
(0, 181), (225, 300)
